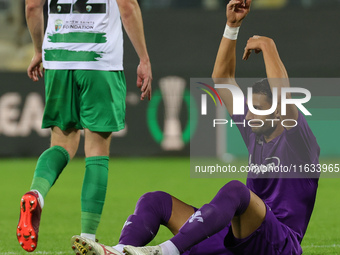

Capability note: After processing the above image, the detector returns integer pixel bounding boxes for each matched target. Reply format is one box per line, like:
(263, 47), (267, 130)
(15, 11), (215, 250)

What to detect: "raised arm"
(25, 0), (46, 81)
(117, 0), (152, 100)
(243, 36), (299, 123)
(212, 0), (252, 116)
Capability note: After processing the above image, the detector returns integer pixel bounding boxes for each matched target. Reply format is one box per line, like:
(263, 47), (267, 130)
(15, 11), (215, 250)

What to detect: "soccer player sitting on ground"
(17, 0), (152, 252)
(71, 0), (320, 254)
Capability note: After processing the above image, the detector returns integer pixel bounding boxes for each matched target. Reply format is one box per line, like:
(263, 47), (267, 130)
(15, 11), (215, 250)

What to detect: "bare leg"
(167, 197), (195, 235)
(50, 126), (80, 159)
(84, 129), (112, 157)
(231, 190), (266, 239)
(168, 190), (266, 239)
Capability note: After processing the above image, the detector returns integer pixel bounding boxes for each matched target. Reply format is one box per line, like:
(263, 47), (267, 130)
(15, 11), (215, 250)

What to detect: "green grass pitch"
(1, 157), (340, 254)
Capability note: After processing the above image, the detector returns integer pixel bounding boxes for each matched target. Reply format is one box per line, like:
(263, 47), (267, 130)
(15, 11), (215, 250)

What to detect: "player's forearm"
(212, 35), (239, 117)
(262, 38), (298, 121)
(118, 0), (150, 63)
(212, 37), (237, 79)
(261, 39), (288, 79)
(25, 1), (45, 54)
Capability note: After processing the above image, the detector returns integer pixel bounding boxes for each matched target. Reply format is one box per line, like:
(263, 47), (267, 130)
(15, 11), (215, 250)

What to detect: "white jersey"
(43, 0), (123, 70)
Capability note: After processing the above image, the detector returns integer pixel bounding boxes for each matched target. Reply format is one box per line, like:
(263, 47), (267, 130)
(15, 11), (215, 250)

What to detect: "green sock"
(30, 146), (70, 198)
(81, 156), (109, 235)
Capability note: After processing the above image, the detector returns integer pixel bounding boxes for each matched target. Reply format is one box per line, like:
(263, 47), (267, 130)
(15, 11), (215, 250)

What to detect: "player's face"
(245, 93), (279, 136)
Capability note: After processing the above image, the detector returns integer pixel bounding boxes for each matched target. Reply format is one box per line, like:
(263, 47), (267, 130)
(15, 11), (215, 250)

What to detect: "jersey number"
(50, 0), (106, 14)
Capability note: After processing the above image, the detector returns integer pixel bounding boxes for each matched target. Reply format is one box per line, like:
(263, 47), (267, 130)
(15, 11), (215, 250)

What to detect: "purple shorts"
(183, 205), (302, 255)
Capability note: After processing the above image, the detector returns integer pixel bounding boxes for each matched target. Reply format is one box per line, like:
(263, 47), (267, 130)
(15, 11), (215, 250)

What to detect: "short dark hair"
(252, 78), (272, 102)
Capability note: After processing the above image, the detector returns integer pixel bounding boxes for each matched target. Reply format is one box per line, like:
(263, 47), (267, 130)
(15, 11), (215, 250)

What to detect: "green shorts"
(43, 69), (126, 132)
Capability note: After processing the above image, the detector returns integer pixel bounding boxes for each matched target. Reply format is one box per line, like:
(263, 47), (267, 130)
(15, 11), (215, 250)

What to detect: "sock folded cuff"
(85, 156), (109, 166)
(52, 145), (70, 163)
(81, 212), (101, 234)
(30, 178), (51, 199)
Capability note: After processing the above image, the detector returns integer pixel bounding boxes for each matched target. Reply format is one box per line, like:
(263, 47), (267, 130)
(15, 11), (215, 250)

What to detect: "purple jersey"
(232, 104), (320, 242)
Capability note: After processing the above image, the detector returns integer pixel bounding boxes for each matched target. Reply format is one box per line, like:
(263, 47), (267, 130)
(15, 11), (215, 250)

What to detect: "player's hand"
(27, 53), (43, 82)
(243, 36), (273, 60)
(227, 0), (252, 27)
(137, 59), (152, 100)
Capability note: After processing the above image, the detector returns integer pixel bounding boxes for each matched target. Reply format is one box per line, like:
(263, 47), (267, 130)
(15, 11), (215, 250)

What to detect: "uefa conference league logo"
(159, 77), (186, 150)
(147, 76), (194, 151)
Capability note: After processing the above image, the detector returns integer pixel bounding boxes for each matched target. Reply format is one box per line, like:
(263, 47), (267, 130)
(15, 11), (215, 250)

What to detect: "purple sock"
(170, 180), (250, 253)
(119, 191), (172, 246)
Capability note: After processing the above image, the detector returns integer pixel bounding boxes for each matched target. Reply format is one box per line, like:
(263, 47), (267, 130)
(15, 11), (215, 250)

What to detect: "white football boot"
(124, 245), (162, 255)
(71, 235), (123, 255)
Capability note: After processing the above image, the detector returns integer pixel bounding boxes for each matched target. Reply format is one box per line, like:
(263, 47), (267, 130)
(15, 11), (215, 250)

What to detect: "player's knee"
(51, 132), (80, 159)
(219, 180), (247, 195)
(57, 144), (78, 159)
(135, 191), (171, 211)
(135, 191), (172, 223)
(227, 180), (247, 191)
(214, 180), (250, 214)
